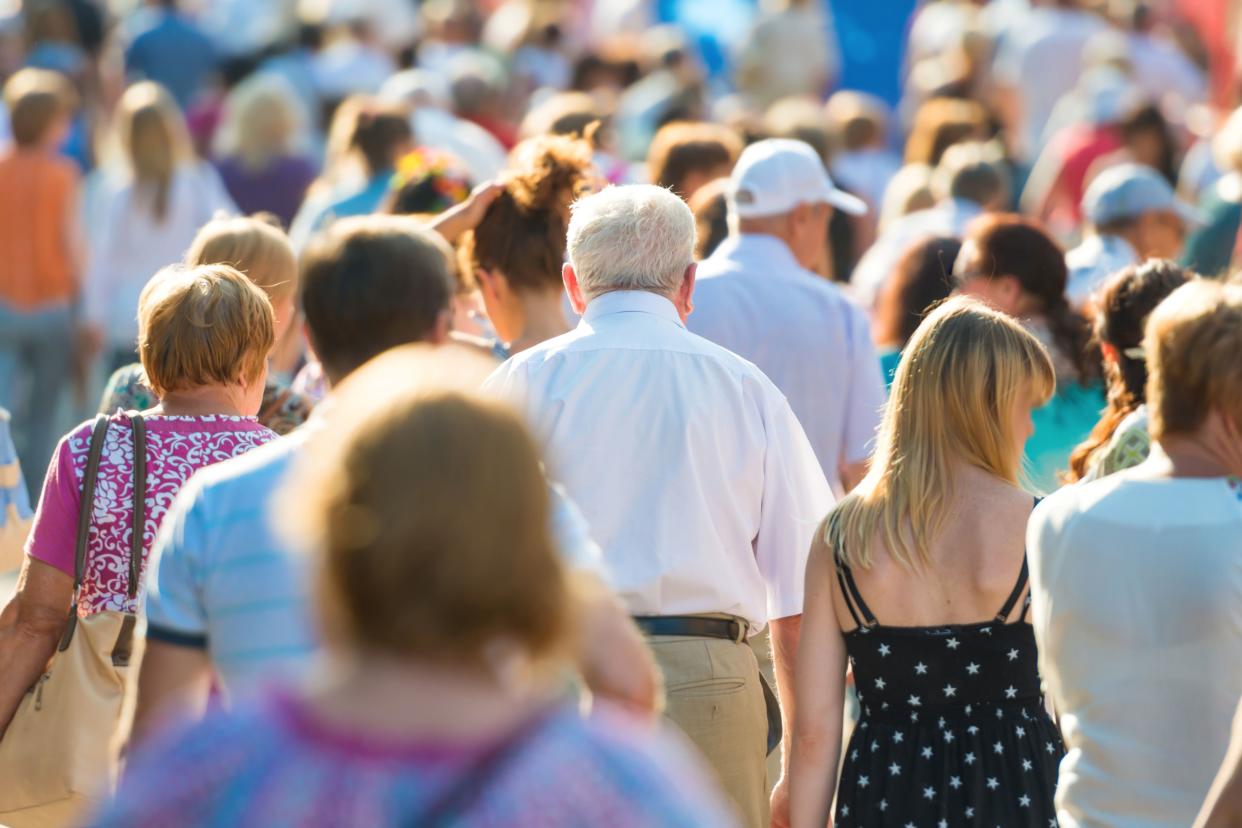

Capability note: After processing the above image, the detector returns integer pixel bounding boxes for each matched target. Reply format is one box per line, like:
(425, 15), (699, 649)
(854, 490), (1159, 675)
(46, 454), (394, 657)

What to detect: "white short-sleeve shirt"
(1028, 465), (1242, 827)
(485, 290), (833, 632)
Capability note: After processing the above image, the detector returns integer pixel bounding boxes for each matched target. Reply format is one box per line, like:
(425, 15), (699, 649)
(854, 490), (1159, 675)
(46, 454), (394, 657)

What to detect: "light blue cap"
(1082, 163), (1202, 227)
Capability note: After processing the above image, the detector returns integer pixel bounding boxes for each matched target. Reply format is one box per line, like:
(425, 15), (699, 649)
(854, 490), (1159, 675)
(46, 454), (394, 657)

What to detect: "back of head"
(963, 214), (1096, 383)
(460, 133), (594, 293)
(1065, 259), (1192, 480)
(567, 184), (696, 301)
(906, 97), (989, 167)
(118, 81), (190, 220)
(1145, 280), (1242, 442)
(878, 163), (936, 233)
(824, 90), (888, 152)
(137, 264), (275, 398)
(762, 96), (833, 163)
(3, 67), (75, 149)
(350, 104), (412, 175)
(281, 346), (569, 667)
(934, 141), (1008, 208)
(300, 216), (454, 383)
(874, 236), (960, 348)
(646, 121), (742, 199)
(828, 296), (1055, 569)
(214, 72), (306, 169)
(519, 91), (605, 142)
(186, 215), (298, 303)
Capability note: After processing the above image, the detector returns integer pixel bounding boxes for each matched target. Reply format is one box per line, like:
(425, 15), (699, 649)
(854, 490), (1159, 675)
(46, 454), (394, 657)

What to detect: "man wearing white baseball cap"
(690, 138), (885, 497)
(1066, 162), (1201, 311)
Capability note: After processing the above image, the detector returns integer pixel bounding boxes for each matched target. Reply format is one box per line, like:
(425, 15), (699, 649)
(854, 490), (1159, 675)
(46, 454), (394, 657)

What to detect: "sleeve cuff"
(146, 624), (208, 650)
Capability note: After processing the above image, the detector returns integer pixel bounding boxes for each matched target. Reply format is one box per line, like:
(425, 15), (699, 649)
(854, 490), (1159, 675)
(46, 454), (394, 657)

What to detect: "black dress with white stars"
(832, 557), (1065, 828)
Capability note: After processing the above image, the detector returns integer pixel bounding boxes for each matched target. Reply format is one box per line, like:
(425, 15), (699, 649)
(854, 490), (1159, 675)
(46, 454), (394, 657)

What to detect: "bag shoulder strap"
(73, 415), (112, 591)
(408, 706), (558, 828)
(127, 414), (146, 599)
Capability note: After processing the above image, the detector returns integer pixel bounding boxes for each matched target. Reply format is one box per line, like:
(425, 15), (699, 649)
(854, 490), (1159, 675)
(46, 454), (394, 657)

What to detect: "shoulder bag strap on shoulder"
(127, 414), (146, 599)
(59, 415), (112, 651)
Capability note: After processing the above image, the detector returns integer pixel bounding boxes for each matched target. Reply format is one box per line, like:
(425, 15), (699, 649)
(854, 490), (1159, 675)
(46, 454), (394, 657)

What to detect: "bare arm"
(787, 534), (848, 828)
(1196, 696), (1242, 828)
(0, 557), (73, 737)
(573, 574), (661, 716)
(129, 639), (213, 748)
(769, 612), (802, 827)
(425, 181), (503, 245)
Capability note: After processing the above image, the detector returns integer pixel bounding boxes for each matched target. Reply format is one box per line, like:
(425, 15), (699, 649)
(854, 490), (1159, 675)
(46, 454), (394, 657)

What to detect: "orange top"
(0, 149), (78, 308)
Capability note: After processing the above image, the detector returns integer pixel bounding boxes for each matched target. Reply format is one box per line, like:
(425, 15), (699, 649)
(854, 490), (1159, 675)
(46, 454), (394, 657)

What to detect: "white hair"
(567, 185), (696, 301)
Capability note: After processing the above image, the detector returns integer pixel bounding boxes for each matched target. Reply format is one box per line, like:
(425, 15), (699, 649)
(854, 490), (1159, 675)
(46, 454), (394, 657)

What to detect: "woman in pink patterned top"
(0, 264), (277, 735)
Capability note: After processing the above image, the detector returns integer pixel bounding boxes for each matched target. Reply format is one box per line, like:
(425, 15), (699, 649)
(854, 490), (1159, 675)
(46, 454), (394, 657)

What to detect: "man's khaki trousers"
(647, 634), (770, 827)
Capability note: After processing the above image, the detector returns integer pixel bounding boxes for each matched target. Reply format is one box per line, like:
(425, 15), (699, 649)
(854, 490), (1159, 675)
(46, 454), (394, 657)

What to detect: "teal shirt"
(1025, 381), (1106, 494)
(879, 348), (902, 390)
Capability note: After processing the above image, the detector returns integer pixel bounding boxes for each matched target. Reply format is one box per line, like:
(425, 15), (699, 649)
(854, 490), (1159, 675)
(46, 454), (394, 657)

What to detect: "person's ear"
(674, 262), (697, 321)
(475, 268), (505, 303)
(1100, 341), (1119, 366)
(563, 262), (587, 315)
(995, 275), (1024, 313)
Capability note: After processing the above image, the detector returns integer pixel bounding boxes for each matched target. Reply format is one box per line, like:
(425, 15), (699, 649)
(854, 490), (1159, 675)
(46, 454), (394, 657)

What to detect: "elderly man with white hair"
(485, 185), (832, 827)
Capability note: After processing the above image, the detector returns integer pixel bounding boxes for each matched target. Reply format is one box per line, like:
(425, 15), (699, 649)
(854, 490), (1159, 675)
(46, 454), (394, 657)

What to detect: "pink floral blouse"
(26, 413), (276, 615)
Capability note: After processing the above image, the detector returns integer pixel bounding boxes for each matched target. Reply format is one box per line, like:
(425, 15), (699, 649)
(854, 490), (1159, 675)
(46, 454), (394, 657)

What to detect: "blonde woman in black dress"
(780, 297), (1066, 827)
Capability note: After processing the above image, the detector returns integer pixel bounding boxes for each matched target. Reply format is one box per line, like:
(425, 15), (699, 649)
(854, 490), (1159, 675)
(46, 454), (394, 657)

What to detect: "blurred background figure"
(1066, 163), (1198, 312)
(0, 68), (81, 492)
(82, 82), (236, 376)
(211, 73), (316, 229)
(872, 235), (960, 387)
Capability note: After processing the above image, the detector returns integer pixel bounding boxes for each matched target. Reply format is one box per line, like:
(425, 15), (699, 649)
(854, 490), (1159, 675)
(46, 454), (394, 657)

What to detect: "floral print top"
(100, 363), (313, 437)
(25, 413), (276, 615)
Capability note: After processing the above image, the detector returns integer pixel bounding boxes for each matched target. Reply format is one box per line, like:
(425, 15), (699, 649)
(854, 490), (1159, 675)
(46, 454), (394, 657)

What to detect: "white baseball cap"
(728, 138), (867, 219)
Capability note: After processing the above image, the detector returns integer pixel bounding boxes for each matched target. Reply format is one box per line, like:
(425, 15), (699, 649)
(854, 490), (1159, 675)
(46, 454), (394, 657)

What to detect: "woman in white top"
(82, 82), (236, 373)
(1029, 279), (1242, 828)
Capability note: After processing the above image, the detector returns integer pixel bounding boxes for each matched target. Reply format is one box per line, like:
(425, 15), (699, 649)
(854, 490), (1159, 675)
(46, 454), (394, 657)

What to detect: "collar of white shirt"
(580, 289), (685, 329)
(709, 233), (805, 277)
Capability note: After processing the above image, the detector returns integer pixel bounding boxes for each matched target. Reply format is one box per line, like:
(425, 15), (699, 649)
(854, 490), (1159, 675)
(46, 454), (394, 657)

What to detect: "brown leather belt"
(632, 614), (782, 755)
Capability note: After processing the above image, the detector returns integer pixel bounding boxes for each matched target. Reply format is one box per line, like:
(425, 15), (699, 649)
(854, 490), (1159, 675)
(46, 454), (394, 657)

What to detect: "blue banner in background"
(829, 0), (919, 106)
(657, 0), (918, 106)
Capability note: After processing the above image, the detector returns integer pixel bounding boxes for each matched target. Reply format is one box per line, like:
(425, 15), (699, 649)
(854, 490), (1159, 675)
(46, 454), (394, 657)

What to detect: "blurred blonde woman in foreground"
(783, 297), (1064, 828)
(90, 348), (733, 828)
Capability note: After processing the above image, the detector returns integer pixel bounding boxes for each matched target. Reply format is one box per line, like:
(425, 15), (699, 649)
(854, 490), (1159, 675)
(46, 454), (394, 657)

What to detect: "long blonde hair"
(827, 296), (1055, 570)
(116, 82), (193, 222)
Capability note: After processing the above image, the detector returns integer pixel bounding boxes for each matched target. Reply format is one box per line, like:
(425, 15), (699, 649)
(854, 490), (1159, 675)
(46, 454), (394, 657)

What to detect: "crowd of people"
(0, 0), (1240, 826)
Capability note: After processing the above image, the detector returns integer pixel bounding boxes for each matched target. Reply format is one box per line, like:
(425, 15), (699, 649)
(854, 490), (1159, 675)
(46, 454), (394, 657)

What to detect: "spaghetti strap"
(836, 559), (879, 629)
(995, 558), (1030, 623)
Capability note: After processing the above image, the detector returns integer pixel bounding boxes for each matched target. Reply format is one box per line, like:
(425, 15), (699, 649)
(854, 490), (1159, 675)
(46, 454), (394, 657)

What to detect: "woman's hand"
(0, 558), (73, 737)
(770, 775), (792, 828)
(426, 181), (505, 244)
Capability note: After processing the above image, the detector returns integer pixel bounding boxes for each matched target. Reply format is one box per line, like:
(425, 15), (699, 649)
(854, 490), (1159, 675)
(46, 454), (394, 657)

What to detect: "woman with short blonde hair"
(89, 349), (732, 827)
(1030, 280), (1242, 827)
(101, 216), (312, 434)
(784, 297), (1064, 827)
(0, 264), (277, 738)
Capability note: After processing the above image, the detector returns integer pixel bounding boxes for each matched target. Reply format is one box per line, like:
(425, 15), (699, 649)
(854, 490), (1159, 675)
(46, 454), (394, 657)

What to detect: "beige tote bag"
(0, 414), (146, 827)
